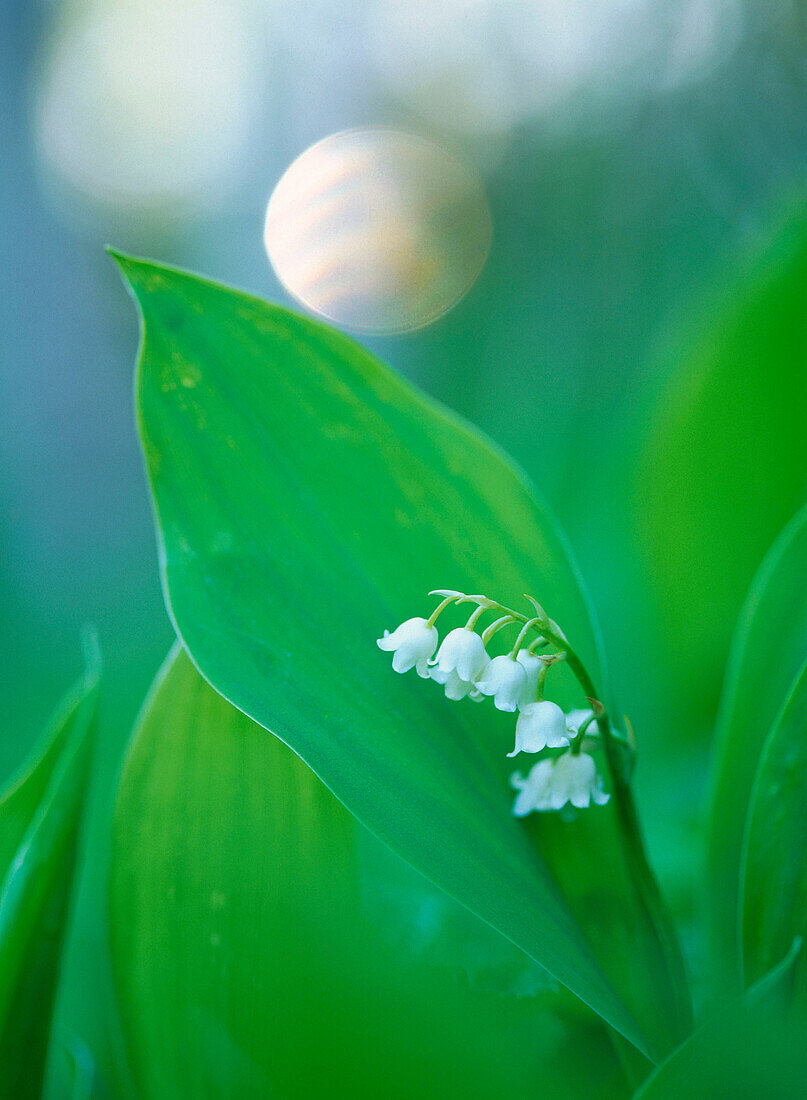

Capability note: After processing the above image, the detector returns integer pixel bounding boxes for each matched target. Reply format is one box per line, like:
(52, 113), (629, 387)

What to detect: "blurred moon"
(263, 129), (492, 333)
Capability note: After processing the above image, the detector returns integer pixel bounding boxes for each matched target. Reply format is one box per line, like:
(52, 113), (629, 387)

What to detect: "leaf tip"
(105, 245), (142, 276)
(105, 247), (154, 290)
(106, 249), (150, 315)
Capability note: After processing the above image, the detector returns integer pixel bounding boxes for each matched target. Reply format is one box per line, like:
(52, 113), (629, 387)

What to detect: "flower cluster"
(377, 591), (611, 817)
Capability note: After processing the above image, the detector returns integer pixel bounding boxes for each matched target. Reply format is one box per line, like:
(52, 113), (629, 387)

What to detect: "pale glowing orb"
(263, 130), (492, 333)
(34, 0), (258, 216)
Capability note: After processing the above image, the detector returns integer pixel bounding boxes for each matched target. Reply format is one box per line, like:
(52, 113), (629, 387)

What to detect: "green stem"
(426, 594), (459, 628)
(480, 615), (516, 646)
(468, 594), (693, 1044)
(534, 662), (549, 703)
(509, 616), (543, 656)
(570, 712), (596, 754)
(464, 605), (487, 630)
(560, 646), (694, 1046)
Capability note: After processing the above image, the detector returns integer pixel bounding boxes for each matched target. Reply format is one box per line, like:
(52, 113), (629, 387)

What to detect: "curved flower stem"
(464, 605), (487, 630)
(454, 592), (693, 1045)
(480, 615), (516, 646)
(508, 616), (544, 656)
(569, 712), (596, 755)
(426, 594), (461, 628)
(534, 662), (549, 703)
(552, 638), (694, 1046)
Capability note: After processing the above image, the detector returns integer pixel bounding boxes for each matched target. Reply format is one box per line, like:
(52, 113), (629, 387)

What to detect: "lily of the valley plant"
(378, 590), (616, 813)
(21, 252), (791, 1100)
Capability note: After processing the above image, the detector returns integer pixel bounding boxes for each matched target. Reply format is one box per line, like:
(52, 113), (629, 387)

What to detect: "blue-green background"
(1, 1), (806, 1091)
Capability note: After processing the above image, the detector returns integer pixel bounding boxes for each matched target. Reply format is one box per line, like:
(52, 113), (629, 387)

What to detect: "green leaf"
(634, 207), (807, 710)
(632, 942), (805, 1099)
(47, 1035), (101, 1100)
(742, 657), (807, 1002)
(115, 251), (688, 1059)
(112, 646), (628, 1099)
(0, 637), (101, 1099)
(706, 502), (807, 995)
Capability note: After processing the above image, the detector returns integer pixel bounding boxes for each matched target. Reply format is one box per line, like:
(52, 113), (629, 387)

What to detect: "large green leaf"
(706, 502), (807, 995)
(116, 252), (689, 1058)
(634, 208), (807, 711)
(632, 943), (805, 1100)
(112, 645), (628, 1098)
(742, 657), (807, 1002)
(0, 639), (100, 1099)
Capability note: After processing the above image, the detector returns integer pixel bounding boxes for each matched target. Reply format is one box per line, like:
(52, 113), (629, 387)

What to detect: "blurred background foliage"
(1, 0), (806, 1092)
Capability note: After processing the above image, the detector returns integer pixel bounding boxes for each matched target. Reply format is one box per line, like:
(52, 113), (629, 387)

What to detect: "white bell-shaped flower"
(431, 627), (489, 683)
(510, 760), (555, 816)
(430, 667), (476, 700)
(565, 708), (595, 738)
(515, 648), (543, 709)
(377, 617), (438, 677)
(474, 654), (527, 712)
(507, 700), (568, 758)
(510, 751), (609, 816)
(550, 752), (610, 809)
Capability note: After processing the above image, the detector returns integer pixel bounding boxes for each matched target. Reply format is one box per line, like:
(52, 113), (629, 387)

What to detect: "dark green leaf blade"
(0, 641), (101, 1099)
(742, 657), (807, 1001)
(112, 645), (628, 1099)
(117, 252), (684, 1057)
(706, 502), (807, 995)
(634, 209), (807, 712)
(632, 943), (805, 1100)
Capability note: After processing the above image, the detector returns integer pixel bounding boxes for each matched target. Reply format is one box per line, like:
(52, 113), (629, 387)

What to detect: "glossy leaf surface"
(634, 210), (807, 705)
(742, 657), (807, 1002)
(111, 646), (627, 1099)
(0, 644), (100, 1098)
(117, 252), (690, 1057)
(632, 944), (805, 1099)
(706, 503), (807, 993)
